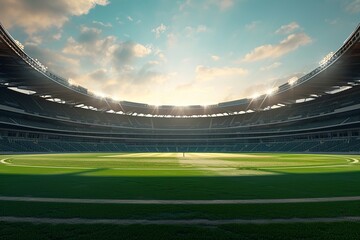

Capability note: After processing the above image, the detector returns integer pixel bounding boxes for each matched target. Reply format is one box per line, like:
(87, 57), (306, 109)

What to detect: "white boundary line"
(1, 216), (360, 225)
(0, 158), (218, 171)
(261, 164), (351, 170)
(350, 158), (359, 164)
(0, 158), (93, 170)
(260, 158), (359, 170)
(0, 158), (9, 164)
(1, 157), (358, 171)
(1, 195), (360, 204)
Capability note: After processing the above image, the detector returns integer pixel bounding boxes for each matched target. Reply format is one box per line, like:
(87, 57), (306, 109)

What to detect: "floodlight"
(288, 77), (298, 85)
(94, 92), (106, 98)
(251, 92), (260, 99)
(68, 78), (75, 86)
(319, 52), (334, 66)
(266, 87), (277, 95)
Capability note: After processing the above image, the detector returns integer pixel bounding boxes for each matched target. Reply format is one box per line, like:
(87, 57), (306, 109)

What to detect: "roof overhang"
(0, 22), (359, 116)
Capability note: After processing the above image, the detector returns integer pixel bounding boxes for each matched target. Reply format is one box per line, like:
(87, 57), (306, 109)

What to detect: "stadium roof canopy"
(0, 22), (359, 117)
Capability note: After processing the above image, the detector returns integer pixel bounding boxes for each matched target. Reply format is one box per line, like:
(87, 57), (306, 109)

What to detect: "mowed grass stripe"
(2, 216), (360, 225)
(0, 153), (360, 239)
(1, 153), (357, 172)
(0, 153), (359, 200)
(1, 158), (217, 171)
(2, 200), (360, 220)
(1, 195), (360, 204)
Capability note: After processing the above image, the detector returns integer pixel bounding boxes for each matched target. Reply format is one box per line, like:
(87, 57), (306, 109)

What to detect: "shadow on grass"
(62, 168), (110, 176)
(0, 170), (360, 200)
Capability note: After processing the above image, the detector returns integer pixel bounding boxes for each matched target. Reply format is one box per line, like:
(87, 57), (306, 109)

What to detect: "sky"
(0, 0), (359, 106)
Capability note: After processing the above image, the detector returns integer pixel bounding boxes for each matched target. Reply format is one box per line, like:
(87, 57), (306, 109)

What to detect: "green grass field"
(1, 152), (360, 239)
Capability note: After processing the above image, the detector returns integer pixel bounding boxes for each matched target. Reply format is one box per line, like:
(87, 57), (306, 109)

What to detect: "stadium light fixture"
(251, 92), (260, 99)
(68, 78), (75, 86)
(266, 87), (277, 95)
(14, 39), (24, 50)
(319, 52), (334, 66)
(94, 92), (106, 99)
(288, 77), (298, 85)
(110, 96), (121, 102)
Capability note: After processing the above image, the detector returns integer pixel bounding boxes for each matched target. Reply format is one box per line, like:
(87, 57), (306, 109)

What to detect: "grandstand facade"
(0, 22), (359, 153)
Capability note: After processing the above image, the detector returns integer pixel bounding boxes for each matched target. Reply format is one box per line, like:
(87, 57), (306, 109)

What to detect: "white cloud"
(196, 25), (208, 33)
(203, 0), (234, 11)
(127, 16), (134, 21)
(74, 65), (175, 103)
(275, 22), (300, 34)
(167, 33), (177, 47)
(62, 26), (111, 57)
(25, 35), (43, 45)
(260, 62), (282, 71)
(148, 61), (160, 66)
(184, 25), (209, 37)
(93, 20), (112, 27)
(62, 26), (151, 72)
(180, 0), (233, 12)
(246, 21), (260, 30)
(0, 0), (109, 34)
(152, 24), (167, 38)
(217, 0), (234, 10)
(179, 0), (192, 11)
(346, 0), (360, 13)
(25, 43), (80, 78)
(87, 69), (109, 83)
(66, 52), (173, 103)
(115, 17), (124, 25)
(243, 33), (312, 62)
(211, 55), (220, 61)
(196, 65), (248, 81)
(132, 44), (152, 57)
(158, 52), (167, 62)
(325, 19), (338, 25)
(53, 32), (62, 40)
(154, 49), (167, 62)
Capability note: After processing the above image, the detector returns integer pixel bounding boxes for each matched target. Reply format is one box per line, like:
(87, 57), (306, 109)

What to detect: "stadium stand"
(0, 22), (359, 153)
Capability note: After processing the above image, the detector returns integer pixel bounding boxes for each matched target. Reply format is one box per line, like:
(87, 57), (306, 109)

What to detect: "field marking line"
(1, 157), (358, 171)
(349, 158), (359, 164)
(110, 167), (236, 171)
(0, 158), (236, 171)
(1, 196), (360, 205)
(1, 155), (241, 172)
(260, 158), (359, 170)
(0, 158), (93, 170)
(261, 164), (351, 170)
(0, 158), (9, 165)
(1, 216), (360, 225)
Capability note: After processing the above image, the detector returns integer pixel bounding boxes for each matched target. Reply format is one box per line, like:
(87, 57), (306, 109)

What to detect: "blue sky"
(1, 0), (359, 105)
